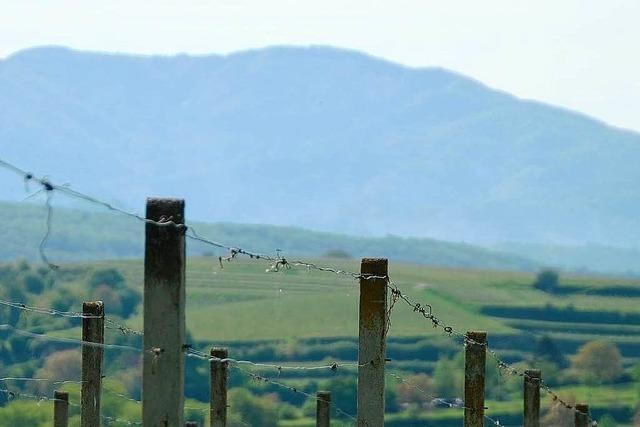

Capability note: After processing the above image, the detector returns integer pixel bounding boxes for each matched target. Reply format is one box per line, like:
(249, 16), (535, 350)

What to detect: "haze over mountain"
(1, 45), (639, 249)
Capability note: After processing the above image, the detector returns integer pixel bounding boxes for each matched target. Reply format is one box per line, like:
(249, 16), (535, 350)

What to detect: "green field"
(2, 256), (640, 425)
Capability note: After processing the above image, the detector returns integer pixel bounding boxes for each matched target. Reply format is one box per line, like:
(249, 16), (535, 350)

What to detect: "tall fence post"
(316, 391), (331, 427)
(142, 198), (186, 427)
(53, 390), (69, 427)
(523, 369), (541, 427)
(210, 347), (228, 427)
(575, 403), (589, 427)
(357, 258), (388, 427)
(81, 301), (104, 427)
(464, 331), (487, 427)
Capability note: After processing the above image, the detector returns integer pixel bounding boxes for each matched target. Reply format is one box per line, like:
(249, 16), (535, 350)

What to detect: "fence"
(0, 158), (597, 426)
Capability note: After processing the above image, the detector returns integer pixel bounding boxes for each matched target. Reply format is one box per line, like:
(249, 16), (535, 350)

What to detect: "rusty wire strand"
(40, 191), (58, 270)
(0, 158), (390, 280)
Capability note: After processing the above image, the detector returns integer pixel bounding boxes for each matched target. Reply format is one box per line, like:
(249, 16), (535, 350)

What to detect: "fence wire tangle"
(0, 157), (599, 425)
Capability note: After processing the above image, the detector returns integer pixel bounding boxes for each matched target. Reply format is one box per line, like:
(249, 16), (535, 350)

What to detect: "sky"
(2, 0), (639, 132)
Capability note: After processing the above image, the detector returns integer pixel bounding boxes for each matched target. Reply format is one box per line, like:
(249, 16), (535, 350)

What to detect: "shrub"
(88, 268), (125, 290)
(20, 273), (45, 294)
(533, 269), (559, 293)
(572, 340), (623, 384)
(322, 249), (353, 259)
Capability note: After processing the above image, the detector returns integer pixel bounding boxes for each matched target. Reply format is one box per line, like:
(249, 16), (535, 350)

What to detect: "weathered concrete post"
(464, 331), (487, 427)
(210, 347), (228, 427)
(81, 301), (104, 427)
(316, 391), (331, 427)
(143, 198), (186, 427)
(575, 403), (589, 427)
(357, 258), (388, 427)
(53, 390), (69, 427)
(524, 369), (541, 427)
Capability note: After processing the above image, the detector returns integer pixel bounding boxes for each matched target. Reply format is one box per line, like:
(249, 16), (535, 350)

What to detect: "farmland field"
(3, 255), (635, 425)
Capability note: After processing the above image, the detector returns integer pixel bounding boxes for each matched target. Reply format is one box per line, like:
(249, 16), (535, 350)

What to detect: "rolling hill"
(0, 201), (535, 271)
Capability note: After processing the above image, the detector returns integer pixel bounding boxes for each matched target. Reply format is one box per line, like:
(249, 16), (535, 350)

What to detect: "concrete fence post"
(142, 198), (186, 427)
(81, 301), (104, 427)
(316, 391), (331, 427)
(523, 369), (541, 427)
(357, 258), (388, 427)
(210, 347), (228, 427)
(53, 390), (69, 427)
(464, 331), (487, 427)
(575, 403), (589, 427)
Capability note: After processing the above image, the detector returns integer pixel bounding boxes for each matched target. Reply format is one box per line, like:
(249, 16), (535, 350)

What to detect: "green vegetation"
(1, 257), (640, 425)
(533, 269), (560, 293)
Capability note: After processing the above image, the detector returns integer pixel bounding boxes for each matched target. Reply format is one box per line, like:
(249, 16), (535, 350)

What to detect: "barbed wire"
(186, 347), (365, 373)
(232, 364), (357, 422)
(0, 377), (82, 387)
(0, 296), (144, 336)
(487, 348), (596, 426)
(0, 387), (142, 426)
(104, 318), (144, 336)
(384, 280), (596, 425)
(0, 157), (600, 425)
(387, 371), (508, 426)
(0, 324), (144, 353)
(0, 298), (101, 319)
(0, 158), (391, 281)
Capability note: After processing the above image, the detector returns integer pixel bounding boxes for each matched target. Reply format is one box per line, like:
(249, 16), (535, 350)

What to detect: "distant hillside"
(0, 201), (535, 271)
(495, 242), (640, 277)
(1, 46), (640, 247)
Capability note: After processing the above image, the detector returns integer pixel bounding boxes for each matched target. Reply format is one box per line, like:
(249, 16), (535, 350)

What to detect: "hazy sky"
(2, 0), (639, 132)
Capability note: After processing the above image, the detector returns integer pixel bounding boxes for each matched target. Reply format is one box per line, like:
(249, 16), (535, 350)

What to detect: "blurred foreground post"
(81, 301), (104, 427)
(575, 403), (589, 427)
(523, 369), (541, 427)
(316, 391), (331, 427)
(464, 331), (487, 427)
(53, 390), (69, 427)
(143, 198), (186, 426)
(210, 347), (228, 427)
(357, 258), (388, 427)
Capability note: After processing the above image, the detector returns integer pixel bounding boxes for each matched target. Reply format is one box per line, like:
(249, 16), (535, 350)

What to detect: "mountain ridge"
(1, 45), (639, 248)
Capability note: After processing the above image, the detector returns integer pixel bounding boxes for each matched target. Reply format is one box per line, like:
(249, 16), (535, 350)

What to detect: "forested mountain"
(1, 45), (639, 248)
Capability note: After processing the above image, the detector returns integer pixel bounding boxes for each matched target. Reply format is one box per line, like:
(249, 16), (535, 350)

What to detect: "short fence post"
(210, 347), (228, 427)
(81, 301), (104, 427)
(464, 331), (487, 427)
(53, 390), (69, 427)
(575, 403), (589, 427)
(142, 198), (186, 427)
(316, 391), (331, 427)
(357, 258), (388, 427)
(523, 369), (541, 427)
